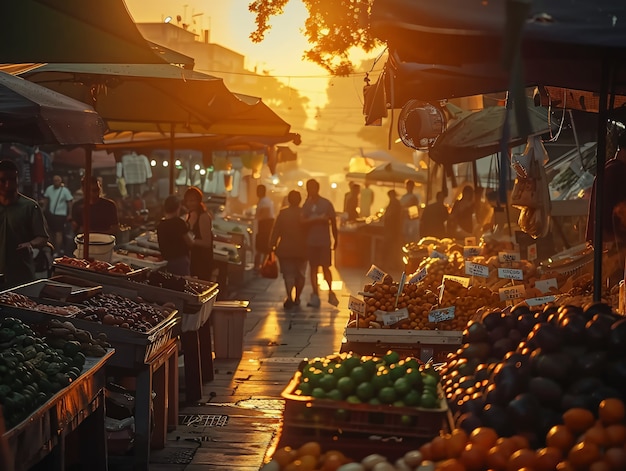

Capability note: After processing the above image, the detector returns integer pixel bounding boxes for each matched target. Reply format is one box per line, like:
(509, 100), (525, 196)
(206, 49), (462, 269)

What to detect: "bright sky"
(124, 0), (348, 110)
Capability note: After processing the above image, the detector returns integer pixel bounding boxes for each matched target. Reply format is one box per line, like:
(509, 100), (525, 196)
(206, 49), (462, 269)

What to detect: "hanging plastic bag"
(260, 251), (278, 279)
(511, 136), (550, 209)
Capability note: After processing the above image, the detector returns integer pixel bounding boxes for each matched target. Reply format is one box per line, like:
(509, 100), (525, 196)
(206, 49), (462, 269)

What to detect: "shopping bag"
(260, 252), (279, 279)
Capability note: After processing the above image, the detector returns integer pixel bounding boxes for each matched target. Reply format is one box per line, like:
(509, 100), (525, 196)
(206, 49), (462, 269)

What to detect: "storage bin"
(211, 300), (249, 358)
(74, 233), (116, 262)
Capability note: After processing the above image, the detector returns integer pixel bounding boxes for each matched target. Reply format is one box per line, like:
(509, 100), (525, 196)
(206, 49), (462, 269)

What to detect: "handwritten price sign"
(499, 285), (526, 301)
(527, 243), (538, 261)
(366, 264), (387, 283)
(348, 295), (366, 315)
(378, 307), (410, 326)
(497, 267), (524, 281)
(430, 250), (447, 260)
(526, 295), (556, 307)
(465, 261), (489, 278)
(498, 251), (521, 263)
(464, 236), (477, 246)
(408, 267), (427, 284)
(535, 278), (558, 294)
(463, 246), (481, 257)
(428, 306), (455, 323)
(442, 274), (471, 287)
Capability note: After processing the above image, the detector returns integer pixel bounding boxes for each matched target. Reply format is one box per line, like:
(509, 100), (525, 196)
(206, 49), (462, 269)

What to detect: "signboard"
(428, 306), (455, 323)
(408, 266), (427, 284)
(497, 267), (524, 281)
(465, 261), (490, 278)
(442, 274), (470, 288)
(375, 307), (410, 326)
(526, 295), (556, 306)
(463, 246), (482, 257)
(348, 295), (366, 315)
(498, 251), (521, 263)
(535, 278), (558, 294)
(366, 264), (387, 283)
(464, 236), (477, 246)
(527, 243), (538, 261)
(499, 285), (526, 301)
(430, 250), (447, 260)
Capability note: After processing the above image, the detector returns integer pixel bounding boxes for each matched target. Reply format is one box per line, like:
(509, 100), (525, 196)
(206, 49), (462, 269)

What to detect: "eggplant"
(585, 314), (615, 351)
(583, 302), (615, 319)
(482, 403), (514, 437)
(568, 376), (605, 395)
(517, 311), (537, 336)
(492, 363), (527, 402)
(481, 310), (505, 331)
(456, 411), (483, 434)
(527, 322), (563, 353)
(558, 313), (588, 345)
(506, 393), (541, 432)
(608, 318), (626, 355)
(561, 393), (591, 411)
(573, 350), (607, 378)
(463, 320), (489, 343)
(604, 358), (626, 392)
(528, 376), (563, 407)
(492, 337), (516, 360)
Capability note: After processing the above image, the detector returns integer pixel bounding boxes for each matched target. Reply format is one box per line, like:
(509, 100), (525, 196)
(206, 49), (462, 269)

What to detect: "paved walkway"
(146, 265), (366, 470)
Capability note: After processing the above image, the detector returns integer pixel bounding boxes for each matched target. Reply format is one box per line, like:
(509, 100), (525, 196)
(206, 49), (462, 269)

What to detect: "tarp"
(0, 71), (105, 146)
(365, 162), (426, 185)
(0, 0), (167, 64)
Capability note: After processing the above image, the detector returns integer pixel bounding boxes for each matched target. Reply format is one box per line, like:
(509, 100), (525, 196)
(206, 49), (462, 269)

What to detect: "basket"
(281, 372), (447, 439)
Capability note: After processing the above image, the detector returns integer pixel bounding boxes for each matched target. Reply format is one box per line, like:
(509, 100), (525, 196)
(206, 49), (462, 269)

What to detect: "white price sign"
(408, 266), (427, 284)
(428, 306), (455, 323)
(465, 261), (489, 278)
(497, 267), (524, 281)
(498, 251), (521, 263)
(442, 274), (471, 288)
(366, 264), (387, 283)
(526, 295), (556, 307)
(527, 243), (538, 261)
(464, 236), (477, 246)
(430, 250), (447, 260)
(348, 295), (366, 315)
(535, 278), (558, 294)
(499, 285), (526, 301)
(463, 246), (482, 257)
(378, 307), (410, 326)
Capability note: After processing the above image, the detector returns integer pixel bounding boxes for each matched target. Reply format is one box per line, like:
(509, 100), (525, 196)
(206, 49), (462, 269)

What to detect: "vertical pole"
(83, 147), (92, 259)
(169, 124), (175, 195)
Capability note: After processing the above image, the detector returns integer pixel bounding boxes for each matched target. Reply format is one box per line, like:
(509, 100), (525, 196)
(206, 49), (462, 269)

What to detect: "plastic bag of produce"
(260, 252), (279, 279)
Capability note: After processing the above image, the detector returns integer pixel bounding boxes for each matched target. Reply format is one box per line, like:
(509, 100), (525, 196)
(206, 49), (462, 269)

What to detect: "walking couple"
(269, 179), (340, 310)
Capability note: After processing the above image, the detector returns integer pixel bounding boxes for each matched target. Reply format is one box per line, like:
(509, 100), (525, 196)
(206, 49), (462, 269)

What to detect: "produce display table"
(341, 328), (463, 363)
(211, 300), (250, 359)
(2, 350), (114, 471)
(52, 265), (220, 403)
(3, 279), (181, 471)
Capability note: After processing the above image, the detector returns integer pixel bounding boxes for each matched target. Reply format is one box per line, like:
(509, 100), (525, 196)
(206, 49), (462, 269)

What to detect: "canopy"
(12, 63), (291, 137)
(0, 71), (105, 146)
(0, 0), (167, 64)
(365, 162), (426, 185)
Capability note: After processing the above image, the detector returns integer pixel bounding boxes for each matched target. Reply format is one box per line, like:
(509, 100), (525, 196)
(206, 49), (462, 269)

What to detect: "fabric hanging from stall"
(117, 151), (152, 196)
(203, 171), (217, 194)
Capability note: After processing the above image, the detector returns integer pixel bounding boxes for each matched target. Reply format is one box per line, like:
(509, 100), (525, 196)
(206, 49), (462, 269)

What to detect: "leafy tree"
(248, 0), (378, 75)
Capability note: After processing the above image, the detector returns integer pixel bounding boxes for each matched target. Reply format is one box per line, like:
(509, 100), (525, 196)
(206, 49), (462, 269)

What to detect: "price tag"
(465, 261), (489, 278)
(463, 246), (481, 257)
(499, 285), (526, 301)
(408, 266), (427, 284)
(428, 306), (455, 323)
(497, 267), (524, 281)
(464, 236), (477, 246)
(527, 243), (538, 261)
(378, 307), (410, 326)
(525, 295), (556, 306)
(40, 283), (72, 302)
(430, 250), (447, 260)
(535, 278), (558, 294)
(498, 251), (521, 263)
(442, 274), (470, 288)
(348, 295), (366, 315)
(366, 264), (387, 283)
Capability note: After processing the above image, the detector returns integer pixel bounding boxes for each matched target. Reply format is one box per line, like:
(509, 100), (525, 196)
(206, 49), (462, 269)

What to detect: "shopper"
(383, 189), (404, 272)
(0, 159), (49, 288)
(157, 195), (193, 276)
(360, 182), (375, 217)
(42, 175), (73, 256)
(302, 179), (339, 307)
(183, 186), (214, 282)
(254, 184), (275, 271)
(269, 190), (306, 309)
(71, 176), (119, 235)
(449, 185), (476, 237)
(343, 182), (360, 222)
(400, 179), (420, 243)
(420, 191), (449, 239)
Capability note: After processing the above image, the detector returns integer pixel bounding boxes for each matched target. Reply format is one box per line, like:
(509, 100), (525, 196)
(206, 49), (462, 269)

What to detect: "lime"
(307, 369), (325, 389)
(393, 377), (411, 397)
(370, 371), (392, 392)
(356, 382), (375, 401)
(319, 374), (338, 392)
(311, 387), (327, 399)
(296, 382), (313, 396)
(420, 393), (439, 408)
(328, 363), (348, 379)
(301, 364), (317, 379)
(405, 357), (421, 371)
(346, 395), (361, 404)
(336, 376), (356, 396)
(378, 386), (397, 404)
(334, 408), (349, 421)
(326, 389), (343, 401)
(368, 397), (381, 406)
(360, 359), (378, 376)
(422, 373), (438, 389)
(389, 362), (408, 381)
(349, 366), (369, 384)
(383, 350), (400, 366)
(404, 368), (423, 387)
(342, 355), (361, 372)
(400, 414), (413, 426)
(403, 389), (421, 407)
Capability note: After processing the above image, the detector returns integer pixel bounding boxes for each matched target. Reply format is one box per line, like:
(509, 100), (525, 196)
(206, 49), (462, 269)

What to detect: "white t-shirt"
(256, 196), (275, 220)
(43, 185), (73, 216)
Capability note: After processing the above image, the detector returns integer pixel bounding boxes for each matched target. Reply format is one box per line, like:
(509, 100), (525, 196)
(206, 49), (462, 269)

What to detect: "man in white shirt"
(42, 175), (72, 255)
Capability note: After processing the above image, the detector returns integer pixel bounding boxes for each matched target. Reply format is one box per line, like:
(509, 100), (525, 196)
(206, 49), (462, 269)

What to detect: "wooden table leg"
(198, 320), (214, 382)
(133, 366), (152, 471)
(167, 343), (179, 431)
(180, 330), (203, 403)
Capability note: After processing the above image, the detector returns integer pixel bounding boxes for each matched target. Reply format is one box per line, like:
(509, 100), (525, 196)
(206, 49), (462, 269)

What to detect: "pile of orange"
(263, 441), (352, 471)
